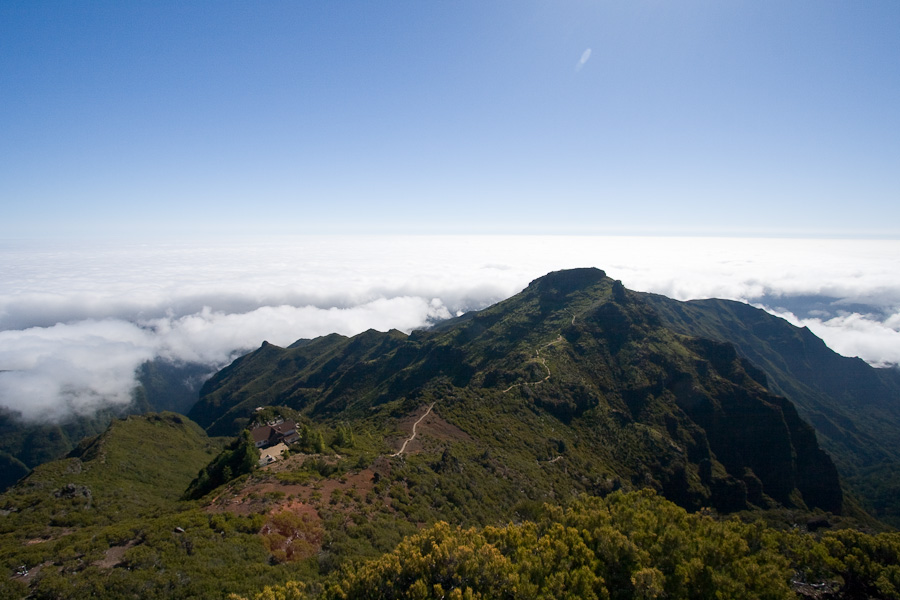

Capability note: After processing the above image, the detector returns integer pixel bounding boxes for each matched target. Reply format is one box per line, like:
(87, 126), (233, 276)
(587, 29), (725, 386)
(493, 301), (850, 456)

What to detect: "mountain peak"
(190, 268), (845, 515)
(528, 267), (607, 294)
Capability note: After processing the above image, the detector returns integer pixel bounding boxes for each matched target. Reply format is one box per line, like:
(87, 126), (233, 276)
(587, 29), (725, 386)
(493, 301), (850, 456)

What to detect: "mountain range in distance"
(3, 267), (900, 599)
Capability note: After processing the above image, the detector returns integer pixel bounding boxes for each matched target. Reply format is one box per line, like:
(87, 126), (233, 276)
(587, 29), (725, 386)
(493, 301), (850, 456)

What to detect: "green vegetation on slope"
(0, 407), (894, 598)
(183, 430), (258, 500)
(0, 405), (120, 483)
(0, 413), (316, 599)
(0, 412), (222, 534)
(0, 452), (29, 492)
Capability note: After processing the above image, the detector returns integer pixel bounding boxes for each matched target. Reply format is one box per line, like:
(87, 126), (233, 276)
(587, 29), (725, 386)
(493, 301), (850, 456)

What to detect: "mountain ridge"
(189, 267), (844, 515)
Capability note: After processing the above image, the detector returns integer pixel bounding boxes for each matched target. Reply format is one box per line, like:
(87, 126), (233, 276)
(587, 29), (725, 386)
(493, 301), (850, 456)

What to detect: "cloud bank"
(1, 235), (898, 421)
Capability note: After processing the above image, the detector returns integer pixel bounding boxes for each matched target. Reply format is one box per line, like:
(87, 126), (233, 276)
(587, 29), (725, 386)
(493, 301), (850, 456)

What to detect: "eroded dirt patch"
(12, 562), (48, 585)
(207, 459), (380, 518)
(24, 528), (75, 546)
(392, 409), (472, 455)
(94, 540), (136, 569)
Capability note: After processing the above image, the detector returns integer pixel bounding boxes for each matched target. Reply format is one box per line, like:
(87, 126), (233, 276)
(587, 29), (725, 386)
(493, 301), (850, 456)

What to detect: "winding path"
(502, 309), (581, 394)
(502, 335), (565, 393)
(391, 402), (435, 456)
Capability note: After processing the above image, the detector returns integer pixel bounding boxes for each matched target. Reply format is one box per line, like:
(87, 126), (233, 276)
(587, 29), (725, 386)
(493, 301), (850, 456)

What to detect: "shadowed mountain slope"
(643, 294), (900, 526)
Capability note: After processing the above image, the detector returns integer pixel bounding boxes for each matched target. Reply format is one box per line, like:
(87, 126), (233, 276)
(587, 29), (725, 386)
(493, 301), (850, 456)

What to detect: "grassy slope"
(0, 359), (214, 494)
(0, 413), (300, 599)
(0, 413), (223, 539)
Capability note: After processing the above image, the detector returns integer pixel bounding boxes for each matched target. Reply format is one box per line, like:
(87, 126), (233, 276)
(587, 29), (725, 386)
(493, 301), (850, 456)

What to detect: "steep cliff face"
(191, 268), (844, 514)
(666, 337), (842, 513)
(644, 293), (900, 524)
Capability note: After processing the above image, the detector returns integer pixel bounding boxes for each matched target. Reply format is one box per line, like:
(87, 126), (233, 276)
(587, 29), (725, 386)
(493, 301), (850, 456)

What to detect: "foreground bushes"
(236, 490), (900, 600)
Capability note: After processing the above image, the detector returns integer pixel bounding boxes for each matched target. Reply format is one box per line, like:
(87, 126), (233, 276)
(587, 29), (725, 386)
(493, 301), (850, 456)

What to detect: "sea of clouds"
(1, 235), (898, 422)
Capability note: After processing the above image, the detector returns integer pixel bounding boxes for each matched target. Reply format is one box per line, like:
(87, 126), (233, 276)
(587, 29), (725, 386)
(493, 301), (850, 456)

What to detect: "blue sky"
(2, 1), (899, 238)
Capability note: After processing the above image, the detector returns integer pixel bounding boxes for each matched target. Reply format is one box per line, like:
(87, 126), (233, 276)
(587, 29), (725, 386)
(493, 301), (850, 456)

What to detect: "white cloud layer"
(1, 235), (898, 421)
(768, 309), (900, 369)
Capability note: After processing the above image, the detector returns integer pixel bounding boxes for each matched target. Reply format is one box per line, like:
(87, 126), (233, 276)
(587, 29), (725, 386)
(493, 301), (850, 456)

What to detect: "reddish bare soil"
(13, 562), (47, 584)
(391, 408), (471, 455)
(199, 405), (468, 561)
(206, 454), (382, 519)
(24, 528), (74, 546)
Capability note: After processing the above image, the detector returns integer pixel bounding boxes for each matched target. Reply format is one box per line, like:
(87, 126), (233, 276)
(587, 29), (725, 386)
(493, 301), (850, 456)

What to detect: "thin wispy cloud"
(576, 48), (592, 71)
(1, 236), (898, 422)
